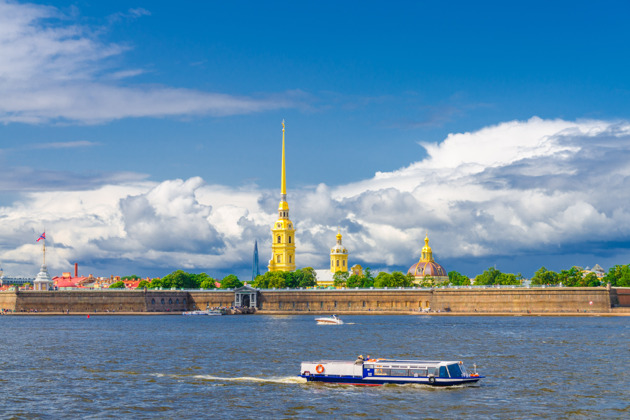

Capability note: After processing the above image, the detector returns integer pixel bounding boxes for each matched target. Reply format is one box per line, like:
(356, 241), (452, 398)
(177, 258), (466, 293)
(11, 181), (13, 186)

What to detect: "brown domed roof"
(407, 261), (447, 278)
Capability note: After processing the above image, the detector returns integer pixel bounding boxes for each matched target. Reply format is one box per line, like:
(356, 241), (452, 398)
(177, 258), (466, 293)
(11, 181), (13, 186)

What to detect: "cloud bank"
(0, 0), (293, 124)
(2, 117), (630, 278)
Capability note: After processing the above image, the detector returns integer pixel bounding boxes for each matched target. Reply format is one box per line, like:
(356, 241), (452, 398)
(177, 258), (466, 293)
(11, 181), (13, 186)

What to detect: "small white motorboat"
(183, 309), (223, 316)
(315, 314), (344, 325)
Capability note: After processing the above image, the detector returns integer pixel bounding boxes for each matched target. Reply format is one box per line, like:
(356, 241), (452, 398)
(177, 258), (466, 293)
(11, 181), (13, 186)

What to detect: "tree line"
(110, 263), (630, 289)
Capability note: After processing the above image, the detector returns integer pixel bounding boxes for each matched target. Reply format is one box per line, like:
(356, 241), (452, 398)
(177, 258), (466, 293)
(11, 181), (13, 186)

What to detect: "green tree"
(136, 280), (150, 289)
(109, 281), (126, 289)
(362, 267), (375, 288)
(148, 278), (164, 289)
(268, 275), (286, 289)
(448, 271), (470, 286)
(531, 266), (559, 285)
(220, 274), (243, 289)
(389, 271), (413, 287)
(582, 272), (601, 287)
(346, 274), (362, 288)
(333, 271), (349, 287)
(374, 272), (392, 288)
(603, 264), (630, 287)
(199, 279), (216, 289)
(122, 275), (140, 280)
(558, 267), (582, 287)
(296, 267), (317, 288)
(474, 267), (501, 285)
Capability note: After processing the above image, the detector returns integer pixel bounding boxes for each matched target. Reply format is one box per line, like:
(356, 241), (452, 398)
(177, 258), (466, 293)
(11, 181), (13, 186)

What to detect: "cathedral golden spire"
(281, 119), (286, 200)
(269, 120), (296, 272)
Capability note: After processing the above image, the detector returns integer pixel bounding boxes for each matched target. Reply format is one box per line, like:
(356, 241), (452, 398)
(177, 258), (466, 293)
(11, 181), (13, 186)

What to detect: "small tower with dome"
(407, 233), (448, 284)
(330, 229), (348, 274)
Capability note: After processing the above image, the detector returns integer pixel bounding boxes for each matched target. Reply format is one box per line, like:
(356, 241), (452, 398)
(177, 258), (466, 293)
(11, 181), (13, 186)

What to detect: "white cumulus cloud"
(0, 0), (295, 124)
(2, 117), (630, 278)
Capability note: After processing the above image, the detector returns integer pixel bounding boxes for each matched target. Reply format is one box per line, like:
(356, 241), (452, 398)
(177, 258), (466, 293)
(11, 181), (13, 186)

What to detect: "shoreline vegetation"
(105, 263), (630, 292)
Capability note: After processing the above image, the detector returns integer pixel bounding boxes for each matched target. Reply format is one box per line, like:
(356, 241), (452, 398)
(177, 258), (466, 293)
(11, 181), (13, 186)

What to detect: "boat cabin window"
(374, 368), (390, 376)
(364, 364), (374, 370)
(410, 368), (427, 377)
(390, 369), (408, 377)
(447, 364), (463, 378)
(427, 367), (437, 376)
(439, 366), (448, 378)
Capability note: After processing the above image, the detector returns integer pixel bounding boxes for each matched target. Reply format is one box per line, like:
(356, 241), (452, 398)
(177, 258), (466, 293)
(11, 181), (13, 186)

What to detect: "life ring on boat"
(428, 376), (436, 384)
(316, 364), (325, 374)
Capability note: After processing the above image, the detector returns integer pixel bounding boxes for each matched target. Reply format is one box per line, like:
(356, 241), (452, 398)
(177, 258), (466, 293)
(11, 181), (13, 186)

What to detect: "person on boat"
(355, 355), (364, 364)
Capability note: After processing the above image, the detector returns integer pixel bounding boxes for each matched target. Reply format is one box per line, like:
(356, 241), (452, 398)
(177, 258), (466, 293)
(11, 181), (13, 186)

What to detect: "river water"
(0, 315), (628, 419)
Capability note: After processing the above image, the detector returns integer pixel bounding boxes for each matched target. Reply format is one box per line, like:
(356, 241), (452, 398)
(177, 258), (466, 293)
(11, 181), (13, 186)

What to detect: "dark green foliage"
(252, 268), (318, 289)
(603, 264), (630, 287)
(122, 275), (140, 280)
(448, 271), (470, 286)
(220, 274), (243, 289)
(333, 271), (349, 287)
(136, 280), (150, 289)
(474, 267), (520, 285)
(109, 281), (126, 288)
(531, 267), (559, 285)
(374, 271), (413, 288)
(147, 270), (217, 289)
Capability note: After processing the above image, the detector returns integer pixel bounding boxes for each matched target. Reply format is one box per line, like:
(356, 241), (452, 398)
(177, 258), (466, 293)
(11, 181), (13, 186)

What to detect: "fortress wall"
(257, 288), (612, 313)
(0, 291), (17, 311)
(187, 290), (237, 309)
(12, 290), (189, 313)
(430, 287), (611, 313)
(258, 289), (433, 311)
(1, 287), (616, 314)
(613, 288), (630, 306)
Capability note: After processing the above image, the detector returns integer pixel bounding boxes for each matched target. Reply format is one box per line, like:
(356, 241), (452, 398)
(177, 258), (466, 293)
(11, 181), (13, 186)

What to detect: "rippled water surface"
(1, 315), (628, 419)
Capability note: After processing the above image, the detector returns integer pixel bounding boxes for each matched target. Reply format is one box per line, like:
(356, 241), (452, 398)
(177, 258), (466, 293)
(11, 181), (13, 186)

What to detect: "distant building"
(252, 240), (260, 281)
(407, 234), (448, 284)
(582, 264), (606, 279)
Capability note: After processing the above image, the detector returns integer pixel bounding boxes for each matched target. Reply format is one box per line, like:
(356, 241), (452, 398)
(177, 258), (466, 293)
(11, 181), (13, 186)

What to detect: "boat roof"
(303, 359), (463, 365)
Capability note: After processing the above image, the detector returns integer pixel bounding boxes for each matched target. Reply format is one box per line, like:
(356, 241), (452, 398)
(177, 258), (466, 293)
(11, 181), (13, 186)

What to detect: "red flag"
(37, 232), (46, 242)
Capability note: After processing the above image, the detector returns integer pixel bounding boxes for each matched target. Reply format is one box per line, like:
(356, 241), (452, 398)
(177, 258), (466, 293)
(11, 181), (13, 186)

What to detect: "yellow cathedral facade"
(268, 120), (296, 272)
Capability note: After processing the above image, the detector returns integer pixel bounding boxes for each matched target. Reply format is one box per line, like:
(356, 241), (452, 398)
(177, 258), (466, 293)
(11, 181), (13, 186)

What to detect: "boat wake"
(193, 374), (306, 385)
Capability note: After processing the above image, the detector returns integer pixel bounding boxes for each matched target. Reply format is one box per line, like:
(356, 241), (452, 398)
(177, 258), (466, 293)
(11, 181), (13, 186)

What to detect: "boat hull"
(301, 374), (482, 386)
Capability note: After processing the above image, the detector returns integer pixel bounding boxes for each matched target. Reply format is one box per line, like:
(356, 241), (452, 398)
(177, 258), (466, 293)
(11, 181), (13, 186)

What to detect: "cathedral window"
(343, 260), (346, 266)
(336, 260), (339, 267)
(277, 236), (281, 244)
(289, 255), (292, 263)
(277, 255), (281, 263)
(288, 236), (291, 243)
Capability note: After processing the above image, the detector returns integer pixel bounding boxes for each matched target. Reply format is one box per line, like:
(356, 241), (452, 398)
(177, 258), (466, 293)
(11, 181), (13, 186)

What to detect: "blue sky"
(2, 0), (630, 280)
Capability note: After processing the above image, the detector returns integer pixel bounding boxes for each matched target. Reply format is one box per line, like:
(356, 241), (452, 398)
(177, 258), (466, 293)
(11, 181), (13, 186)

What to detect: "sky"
(2, 0), (630, 280)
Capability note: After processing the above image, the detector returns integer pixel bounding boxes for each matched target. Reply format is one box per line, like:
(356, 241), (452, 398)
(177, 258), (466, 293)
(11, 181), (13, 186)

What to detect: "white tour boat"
(300, 357), (483, 386)
(315, 314), (344, 325)
(182, 309), (223, 316)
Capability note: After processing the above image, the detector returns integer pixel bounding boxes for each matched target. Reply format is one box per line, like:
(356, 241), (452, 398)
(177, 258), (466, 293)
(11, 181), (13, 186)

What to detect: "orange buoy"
(316, 364), (324, 373)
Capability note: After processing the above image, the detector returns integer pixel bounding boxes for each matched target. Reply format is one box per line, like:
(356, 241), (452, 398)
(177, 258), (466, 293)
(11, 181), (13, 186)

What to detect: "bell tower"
(268, 120), (296, 272)
(330, 229), (348, 273)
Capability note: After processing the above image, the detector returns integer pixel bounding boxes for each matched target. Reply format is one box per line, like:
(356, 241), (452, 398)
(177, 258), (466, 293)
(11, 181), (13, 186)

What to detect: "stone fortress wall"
(1, 287), (624, 314)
